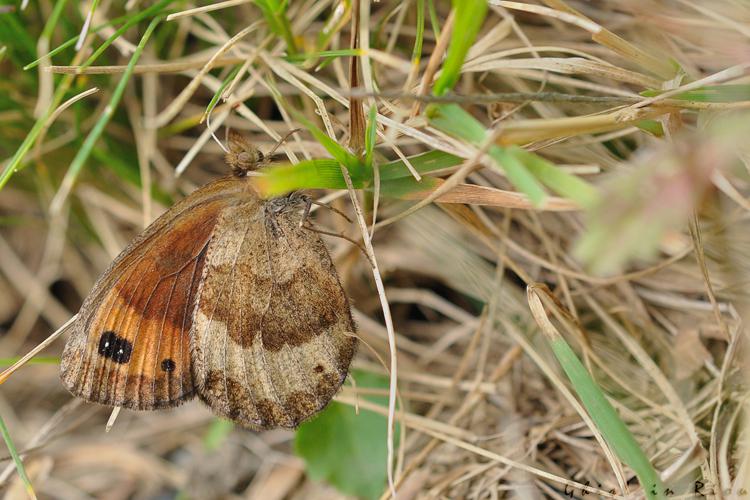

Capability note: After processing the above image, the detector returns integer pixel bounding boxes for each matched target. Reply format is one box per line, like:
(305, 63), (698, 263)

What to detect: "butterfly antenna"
(266, 128), (301, 158)
(309, 199), (353, 224)
(301, 221), (374, 268)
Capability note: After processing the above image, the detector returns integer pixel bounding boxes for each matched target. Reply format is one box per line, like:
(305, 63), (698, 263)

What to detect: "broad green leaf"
(295, 370), (396, 500)
(257, 159), (349, 196)
(256, 151), (456, 198)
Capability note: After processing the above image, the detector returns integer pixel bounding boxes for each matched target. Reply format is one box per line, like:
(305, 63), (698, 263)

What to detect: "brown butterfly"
(60, 132), (357, 429)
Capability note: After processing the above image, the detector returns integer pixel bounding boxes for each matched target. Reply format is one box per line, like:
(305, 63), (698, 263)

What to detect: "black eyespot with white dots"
(161, 358), (176, 372)
(98, 331), (133, 364)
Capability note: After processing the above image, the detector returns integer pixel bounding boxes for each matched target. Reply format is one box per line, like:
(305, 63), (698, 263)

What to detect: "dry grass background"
(0, 0), (749, 499)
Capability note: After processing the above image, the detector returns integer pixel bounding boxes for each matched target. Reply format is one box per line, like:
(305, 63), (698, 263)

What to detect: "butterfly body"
(61, 140), (357, 429)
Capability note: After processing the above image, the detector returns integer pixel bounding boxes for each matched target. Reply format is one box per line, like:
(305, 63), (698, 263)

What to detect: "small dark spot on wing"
(161, 358), (176, 372)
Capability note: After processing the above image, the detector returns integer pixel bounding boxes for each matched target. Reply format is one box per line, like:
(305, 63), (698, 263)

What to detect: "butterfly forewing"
(191, 197), (357, 429)
(61, 178), (246, 410)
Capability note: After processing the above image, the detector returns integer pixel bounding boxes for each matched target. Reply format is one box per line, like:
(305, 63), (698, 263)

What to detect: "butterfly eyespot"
(97, 331), (133, 364)
(161, 358), (176, 372)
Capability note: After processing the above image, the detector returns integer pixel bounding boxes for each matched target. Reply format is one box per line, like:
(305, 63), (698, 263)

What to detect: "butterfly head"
(226, 131), (265, 177)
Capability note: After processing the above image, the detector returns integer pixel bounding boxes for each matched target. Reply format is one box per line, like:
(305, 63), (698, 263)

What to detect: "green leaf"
(295, 370), (396, 500)
(426, 103), (486, 143)
(379, 175), (439, 198)
(285, 48), (360, 64)
(635, 119), (664, 137)
(427, 104), (546, 205)
(545, 334), (664, 499)
(365, 105), (378, 168)
(258, 159), (349, 196)
(379, 150), (462, 180)
(641, 84), (750, 103)
(0, 356), (59, 366)
(432, 0), (488, 96)
(0, 10), (37, 67)
(257, 150), (459, 197)
(293, 113), (370, 181)
(510, 146), (600, 208)
(0, 413), (36, 499)
(427, 103), (601, 207)
(254, 0), (298, 54)
(79, 0), (176, 72)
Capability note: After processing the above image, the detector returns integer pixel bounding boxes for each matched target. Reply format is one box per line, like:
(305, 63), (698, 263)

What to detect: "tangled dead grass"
(0, 0), (749, 498)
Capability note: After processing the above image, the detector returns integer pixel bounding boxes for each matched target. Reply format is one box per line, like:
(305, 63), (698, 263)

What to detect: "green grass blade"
(203, 65), (242, 120)
(41, 0), (70, 40)
(641, 84), (750, 103)
(0, 413), (36, 499)
(0, 10), (37, 66)
(550, 336), (665, 499)
(286, 48), (360, 63)
(79, 0), (175, 71)
(427, 103), (600, 207)
(24, 2), (171, 71)
(254, 0), (298, 54)
(427, 0), (441, 39)
(426, 103), (485, 142)
(314, 0), (351, 54)
(510, 146), (600, 207)
(365, 105), (377, 168)
(292, 113), (369, 181)
(49, 17), (162, 212)
(257, 159), (350, 196)
(412, 0), (425, 64)
(427, 103), (546, 205)
(488, 146), (546, 206)
(258, 150), (464, 197)
(0, 356), (59, 366)
(529, 289), (665, 499)
(379, 150), (462, 180)
(432, 0), (487, 96)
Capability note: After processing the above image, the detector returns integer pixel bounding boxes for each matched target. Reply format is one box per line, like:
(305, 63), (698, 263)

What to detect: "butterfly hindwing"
(60, 178), (245, 410)
(191, 196), (357, 429)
